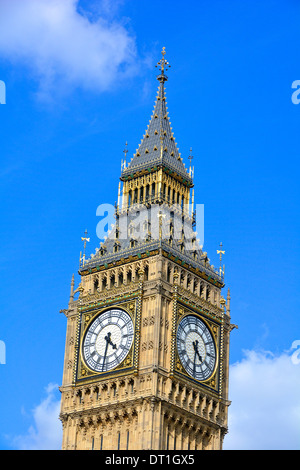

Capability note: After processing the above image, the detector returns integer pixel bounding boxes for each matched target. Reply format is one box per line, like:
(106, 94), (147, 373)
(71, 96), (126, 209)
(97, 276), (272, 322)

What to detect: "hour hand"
(105, 332), (117, 350)
(193, 340), (202, 362)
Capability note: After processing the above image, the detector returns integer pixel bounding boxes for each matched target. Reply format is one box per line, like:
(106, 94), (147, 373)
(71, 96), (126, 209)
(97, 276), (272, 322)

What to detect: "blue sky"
(0, 0), (299, 450)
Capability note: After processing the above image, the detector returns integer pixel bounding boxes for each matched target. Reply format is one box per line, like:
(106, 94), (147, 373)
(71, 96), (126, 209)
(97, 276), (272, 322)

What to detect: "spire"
(121, 48), (193, 185)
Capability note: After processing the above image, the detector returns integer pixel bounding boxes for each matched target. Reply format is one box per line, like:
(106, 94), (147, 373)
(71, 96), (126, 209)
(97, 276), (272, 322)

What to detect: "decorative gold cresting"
(156, 47), (170, 82)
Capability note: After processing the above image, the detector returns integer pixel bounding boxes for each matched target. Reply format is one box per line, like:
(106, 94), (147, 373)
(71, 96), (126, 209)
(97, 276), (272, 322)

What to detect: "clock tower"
(59, 49), (234, 450)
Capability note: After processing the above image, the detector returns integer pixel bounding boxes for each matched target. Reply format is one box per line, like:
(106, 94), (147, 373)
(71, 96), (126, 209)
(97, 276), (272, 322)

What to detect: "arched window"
(200, 283), (204, 298)
(206, 286), (210, 301)
(102, 276), (107, 290)
(167, 266), (171, 283)
(130, 239), (136, 248)
(145, 184), (150, 201)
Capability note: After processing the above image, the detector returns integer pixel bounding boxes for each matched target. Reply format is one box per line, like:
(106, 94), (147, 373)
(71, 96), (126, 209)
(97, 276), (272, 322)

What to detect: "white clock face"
(176, 315), (217, 381)
(82, 309), (134, 373)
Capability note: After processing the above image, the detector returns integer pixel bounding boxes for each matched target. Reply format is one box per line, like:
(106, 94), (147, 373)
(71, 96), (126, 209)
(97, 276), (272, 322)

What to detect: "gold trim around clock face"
(175, 310), (220, 385)
(77, 303), (136, 379)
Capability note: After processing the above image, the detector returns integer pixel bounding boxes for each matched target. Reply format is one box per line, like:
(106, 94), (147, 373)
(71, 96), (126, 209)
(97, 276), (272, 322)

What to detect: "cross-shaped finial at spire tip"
(156, 47), (170, 82)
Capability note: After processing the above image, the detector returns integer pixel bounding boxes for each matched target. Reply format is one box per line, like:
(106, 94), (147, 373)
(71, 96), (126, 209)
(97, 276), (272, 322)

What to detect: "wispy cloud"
(10, 383), (62, 450)
(224, 349), (300, 450)
(0, 0), (138, 99)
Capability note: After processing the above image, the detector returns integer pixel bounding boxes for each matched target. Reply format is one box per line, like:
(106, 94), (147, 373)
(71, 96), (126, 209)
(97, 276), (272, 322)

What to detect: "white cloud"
(0, 0), (138, 98)
(12, 383), (62, 450)
(224, 349), (300, 450)
(10, 350), (300, 450)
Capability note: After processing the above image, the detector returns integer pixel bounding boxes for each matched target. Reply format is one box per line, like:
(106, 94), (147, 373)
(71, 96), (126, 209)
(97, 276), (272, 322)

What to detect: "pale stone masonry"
(59, 49), (235, 450)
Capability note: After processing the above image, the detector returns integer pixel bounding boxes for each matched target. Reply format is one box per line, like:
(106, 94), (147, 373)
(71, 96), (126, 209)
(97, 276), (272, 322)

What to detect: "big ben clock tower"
(59, 49), (234, 451)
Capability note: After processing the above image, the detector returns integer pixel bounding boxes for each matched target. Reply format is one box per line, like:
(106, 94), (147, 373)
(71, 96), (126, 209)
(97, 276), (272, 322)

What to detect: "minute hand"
(193, 340), (202, 362)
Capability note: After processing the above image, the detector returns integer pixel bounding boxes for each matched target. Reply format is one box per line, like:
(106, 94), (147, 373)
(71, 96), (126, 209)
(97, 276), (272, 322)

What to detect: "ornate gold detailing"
(218, 304), (225, 399)
(78, 280), (140, 310)
(177, 284), (223, 321)
(156, 47), (170, 81)
(133, 270), (143, 373)
(170, 273), (179, 377)
(75, 300), (139, 384)
(171, 300), (221, 395)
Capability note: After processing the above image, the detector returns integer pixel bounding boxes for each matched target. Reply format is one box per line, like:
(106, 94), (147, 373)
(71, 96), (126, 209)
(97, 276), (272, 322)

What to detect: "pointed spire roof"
(121, 48), (193, 185)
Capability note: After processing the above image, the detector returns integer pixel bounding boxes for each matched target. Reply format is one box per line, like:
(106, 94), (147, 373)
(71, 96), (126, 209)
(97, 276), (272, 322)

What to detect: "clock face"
(176, 315), (217, 381)
(82, 308), (134, 373)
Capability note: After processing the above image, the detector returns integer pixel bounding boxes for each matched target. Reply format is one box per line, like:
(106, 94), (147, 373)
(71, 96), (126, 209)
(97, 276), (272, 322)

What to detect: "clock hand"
(193, 348), (197, 377)
(193, 340), (202, 363)
(102, 337), (109, 372)
(105, 332), (117, 350)
(102, 332), (117, 372)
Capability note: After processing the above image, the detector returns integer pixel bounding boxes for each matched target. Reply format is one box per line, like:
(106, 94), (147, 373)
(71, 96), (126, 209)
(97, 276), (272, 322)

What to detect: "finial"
(188, 147), (194, 178)
(121, 141), (128, 172)
(156, 47), (170, 82)
(188, 147), (193, 164)
(80, 229), (90, 266)
(217, 242), (225, 277)
(123, 141), (128, 159)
